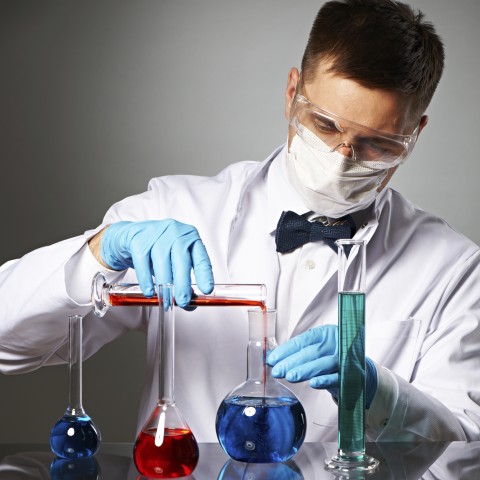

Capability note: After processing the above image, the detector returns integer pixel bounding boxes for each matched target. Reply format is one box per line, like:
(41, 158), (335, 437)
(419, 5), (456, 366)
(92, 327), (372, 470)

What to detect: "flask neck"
(246, 336), (277, 382)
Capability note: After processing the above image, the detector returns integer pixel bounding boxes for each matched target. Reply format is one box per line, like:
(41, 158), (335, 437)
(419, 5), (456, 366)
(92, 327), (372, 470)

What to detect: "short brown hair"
(301, 0), (445, 118)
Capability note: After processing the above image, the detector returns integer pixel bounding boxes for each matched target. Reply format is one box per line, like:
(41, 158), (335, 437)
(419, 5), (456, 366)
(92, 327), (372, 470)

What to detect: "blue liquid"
(338, 292), (366, 457)
(50, 414), (100, 459)
(215, 396), (306, 463)
(50, 456), (100, 479)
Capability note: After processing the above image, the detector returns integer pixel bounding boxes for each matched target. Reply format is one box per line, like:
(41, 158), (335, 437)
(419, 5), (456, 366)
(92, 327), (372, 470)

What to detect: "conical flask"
(50, 315), (101, 459)
(215, 309), (307, 463)
(133, 284), (199, 478)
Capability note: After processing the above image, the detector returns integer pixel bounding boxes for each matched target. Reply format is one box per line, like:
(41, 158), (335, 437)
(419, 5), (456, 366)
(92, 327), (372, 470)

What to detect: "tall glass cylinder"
(325, 239), (379, 474)
(133, 285), (199, 478)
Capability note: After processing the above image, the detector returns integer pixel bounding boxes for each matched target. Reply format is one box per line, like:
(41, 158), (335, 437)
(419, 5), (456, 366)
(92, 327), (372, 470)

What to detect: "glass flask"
(325, 239), (379, 475)
(50, 315), (101, 459)
(92, 272), (266, 317)
(133, 284), (199, 479)
(215, 309), (307, 463)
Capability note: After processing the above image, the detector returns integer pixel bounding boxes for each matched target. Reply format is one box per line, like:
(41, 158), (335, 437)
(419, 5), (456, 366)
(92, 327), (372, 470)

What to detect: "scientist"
(1, 0), (479, 444)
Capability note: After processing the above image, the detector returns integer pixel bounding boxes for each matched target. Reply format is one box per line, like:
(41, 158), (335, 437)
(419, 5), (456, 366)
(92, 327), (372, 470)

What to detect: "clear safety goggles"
(289, 93), (419, 170)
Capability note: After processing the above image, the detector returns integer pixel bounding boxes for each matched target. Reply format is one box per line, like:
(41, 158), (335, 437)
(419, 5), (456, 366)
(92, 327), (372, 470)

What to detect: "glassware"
(325, 239), (379, 475)
(215, 309), (307, 463)
(50, 315), (101, 459)
(133, 284), (199, 478)
(92, 272), (267, 317)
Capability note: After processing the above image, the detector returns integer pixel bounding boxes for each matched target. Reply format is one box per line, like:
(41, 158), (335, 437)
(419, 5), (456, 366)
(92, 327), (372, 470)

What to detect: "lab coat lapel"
(227, 157), (280, 308)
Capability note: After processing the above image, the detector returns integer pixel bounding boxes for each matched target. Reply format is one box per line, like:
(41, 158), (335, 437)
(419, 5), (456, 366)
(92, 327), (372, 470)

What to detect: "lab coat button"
(306, 260), (316, 270)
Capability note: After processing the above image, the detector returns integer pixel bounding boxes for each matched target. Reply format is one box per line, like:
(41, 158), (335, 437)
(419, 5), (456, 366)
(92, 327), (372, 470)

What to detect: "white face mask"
(286, 124), (389, 218)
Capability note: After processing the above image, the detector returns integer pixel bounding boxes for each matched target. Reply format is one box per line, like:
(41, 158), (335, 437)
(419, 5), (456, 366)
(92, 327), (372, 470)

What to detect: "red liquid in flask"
(134, 427), (199, 479)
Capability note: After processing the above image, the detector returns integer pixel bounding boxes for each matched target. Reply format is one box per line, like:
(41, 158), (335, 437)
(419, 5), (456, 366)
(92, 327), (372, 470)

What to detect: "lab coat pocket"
(366, 317), (422, 380)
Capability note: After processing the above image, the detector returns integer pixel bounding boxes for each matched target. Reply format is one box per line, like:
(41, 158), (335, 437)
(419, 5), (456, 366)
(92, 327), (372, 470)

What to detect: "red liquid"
(109, 293), (265, 309)
(133, 427), (199, 478)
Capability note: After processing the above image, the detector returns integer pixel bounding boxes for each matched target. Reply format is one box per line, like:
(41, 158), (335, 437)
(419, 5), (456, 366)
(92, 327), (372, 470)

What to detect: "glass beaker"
(215, 309), (307, 463)
(133, 284), (199, 479)
(50, 315), (101, 459)
(92, 272), (267, 317)
(325, 239), (379, 475)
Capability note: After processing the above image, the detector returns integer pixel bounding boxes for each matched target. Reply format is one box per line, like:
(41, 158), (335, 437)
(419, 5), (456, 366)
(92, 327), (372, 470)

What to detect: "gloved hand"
(101, 220), (214, 307)
(266, 325), (378, 408)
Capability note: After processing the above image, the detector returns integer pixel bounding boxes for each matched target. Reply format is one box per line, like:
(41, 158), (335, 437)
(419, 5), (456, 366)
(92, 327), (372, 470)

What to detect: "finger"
(130, 245), (156, 297)
(170, 236), (194, 308)
(267, 327), (335, 366)
(274, 354), (338, 382)
(190, 239), (214, 294)
(310, 373), (339, 391)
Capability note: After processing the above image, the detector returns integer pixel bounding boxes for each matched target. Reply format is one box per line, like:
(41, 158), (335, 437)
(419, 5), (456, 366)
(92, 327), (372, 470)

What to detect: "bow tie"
(275, 210), (356, 253)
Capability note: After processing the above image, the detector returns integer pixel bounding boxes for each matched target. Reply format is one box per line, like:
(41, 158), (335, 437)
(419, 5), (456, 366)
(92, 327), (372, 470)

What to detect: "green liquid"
(338, 292), (366, 458)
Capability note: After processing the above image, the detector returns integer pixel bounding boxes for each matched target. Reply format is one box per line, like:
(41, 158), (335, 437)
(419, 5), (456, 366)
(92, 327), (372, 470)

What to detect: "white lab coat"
(0, 145), (479, 443)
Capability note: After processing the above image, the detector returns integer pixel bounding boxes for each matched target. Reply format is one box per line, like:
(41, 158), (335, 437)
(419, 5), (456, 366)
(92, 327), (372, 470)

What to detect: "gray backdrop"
(0, 0), (479, 443)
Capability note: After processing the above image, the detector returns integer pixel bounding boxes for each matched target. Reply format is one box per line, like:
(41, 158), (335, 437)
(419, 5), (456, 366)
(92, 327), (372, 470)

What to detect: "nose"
(332, 142), (355, 159)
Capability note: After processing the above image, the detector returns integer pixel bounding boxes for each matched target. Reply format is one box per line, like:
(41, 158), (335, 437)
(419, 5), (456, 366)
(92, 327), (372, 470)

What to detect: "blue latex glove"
(101, 220), (214, 307)
(266, 325), (378, 408)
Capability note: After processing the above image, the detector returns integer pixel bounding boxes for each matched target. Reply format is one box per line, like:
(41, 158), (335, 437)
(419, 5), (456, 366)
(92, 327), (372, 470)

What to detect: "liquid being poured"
(50, 414), (100, 459)
(216, 396), (306, 463)
(133, 427), (199, 478)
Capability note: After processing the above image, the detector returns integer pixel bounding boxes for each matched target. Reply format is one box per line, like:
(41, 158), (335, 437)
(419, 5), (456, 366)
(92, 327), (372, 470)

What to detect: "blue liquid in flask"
(216, 395), (306, 463)
(50, 413), (100, 459)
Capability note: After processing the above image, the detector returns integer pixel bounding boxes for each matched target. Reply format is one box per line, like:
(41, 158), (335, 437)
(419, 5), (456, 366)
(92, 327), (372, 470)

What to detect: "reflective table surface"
(0, 441), (478, 479)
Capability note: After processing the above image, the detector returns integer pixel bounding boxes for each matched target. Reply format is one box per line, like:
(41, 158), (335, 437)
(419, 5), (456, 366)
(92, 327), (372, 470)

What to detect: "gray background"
(0, 0), (479, 443)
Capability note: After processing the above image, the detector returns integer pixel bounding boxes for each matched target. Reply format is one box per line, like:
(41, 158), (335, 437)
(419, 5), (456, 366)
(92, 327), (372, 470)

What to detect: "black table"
(0, 441), (478, 479)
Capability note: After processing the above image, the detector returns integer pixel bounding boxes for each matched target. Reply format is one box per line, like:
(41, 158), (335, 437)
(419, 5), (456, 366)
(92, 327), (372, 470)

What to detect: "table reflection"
(0, 441), (478, 479)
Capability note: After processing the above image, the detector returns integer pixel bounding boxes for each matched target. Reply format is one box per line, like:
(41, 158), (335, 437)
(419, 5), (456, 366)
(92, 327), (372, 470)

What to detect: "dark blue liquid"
(215, 396), (306, 463)
(50, 414), (100, 459)
(50, 456), (100, 480)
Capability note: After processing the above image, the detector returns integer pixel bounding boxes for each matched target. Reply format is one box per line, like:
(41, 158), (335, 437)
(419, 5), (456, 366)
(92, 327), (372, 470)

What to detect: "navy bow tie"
(275, 210), (356, 253)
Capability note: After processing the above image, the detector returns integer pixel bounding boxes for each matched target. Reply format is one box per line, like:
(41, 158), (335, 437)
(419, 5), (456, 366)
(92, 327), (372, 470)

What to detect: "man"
(1, 0), (479, 445)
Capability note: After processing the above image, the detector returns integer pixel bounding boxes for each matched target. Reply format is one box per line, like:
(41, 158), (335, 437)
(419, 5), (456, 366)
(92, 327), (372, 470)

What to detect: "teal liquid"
(338, 292), (366, 458)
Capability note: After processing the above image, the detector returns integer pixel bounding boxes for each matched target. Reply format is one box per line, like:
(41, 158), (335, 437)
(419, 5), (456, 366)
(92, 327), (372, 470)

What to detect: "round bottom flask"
(133, 285), (199, 479)
(215, 309), (307, 463)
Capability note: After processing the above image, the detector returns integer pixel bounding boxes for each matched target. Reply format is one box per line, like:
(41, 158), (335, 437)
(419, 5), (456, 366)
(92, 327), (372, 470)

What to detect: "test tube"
(92, 272), (267, 317)
(325, 239), (379, 475)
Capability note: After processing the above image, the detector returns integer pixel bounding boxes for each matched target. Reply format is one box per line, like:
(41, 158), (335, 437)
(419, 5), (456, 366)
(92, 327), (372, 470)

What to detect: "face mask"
(286, 124), (389, 218)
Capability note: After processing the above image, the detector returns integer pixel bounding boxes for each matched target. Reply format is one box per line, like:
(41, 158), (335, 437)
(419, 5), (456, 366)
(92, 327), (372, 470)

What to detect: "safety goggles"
(289, 93), (419, 170)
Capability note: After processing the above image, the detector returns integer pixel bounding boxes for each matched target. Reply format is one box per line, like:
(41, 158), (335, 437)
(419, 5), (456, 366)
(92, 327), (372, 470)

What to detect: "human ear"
(285, 67), (300, 120)
(417, 115), (429, 136)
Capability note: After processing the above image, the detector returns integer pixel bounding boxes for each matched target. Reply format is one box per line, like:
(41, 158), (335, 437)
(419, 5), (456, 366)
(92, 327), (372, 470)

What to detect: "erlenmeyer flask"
(133, 284), (199, 479)
(50, 315), (101, 459)
(215, 309), (307, 463)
